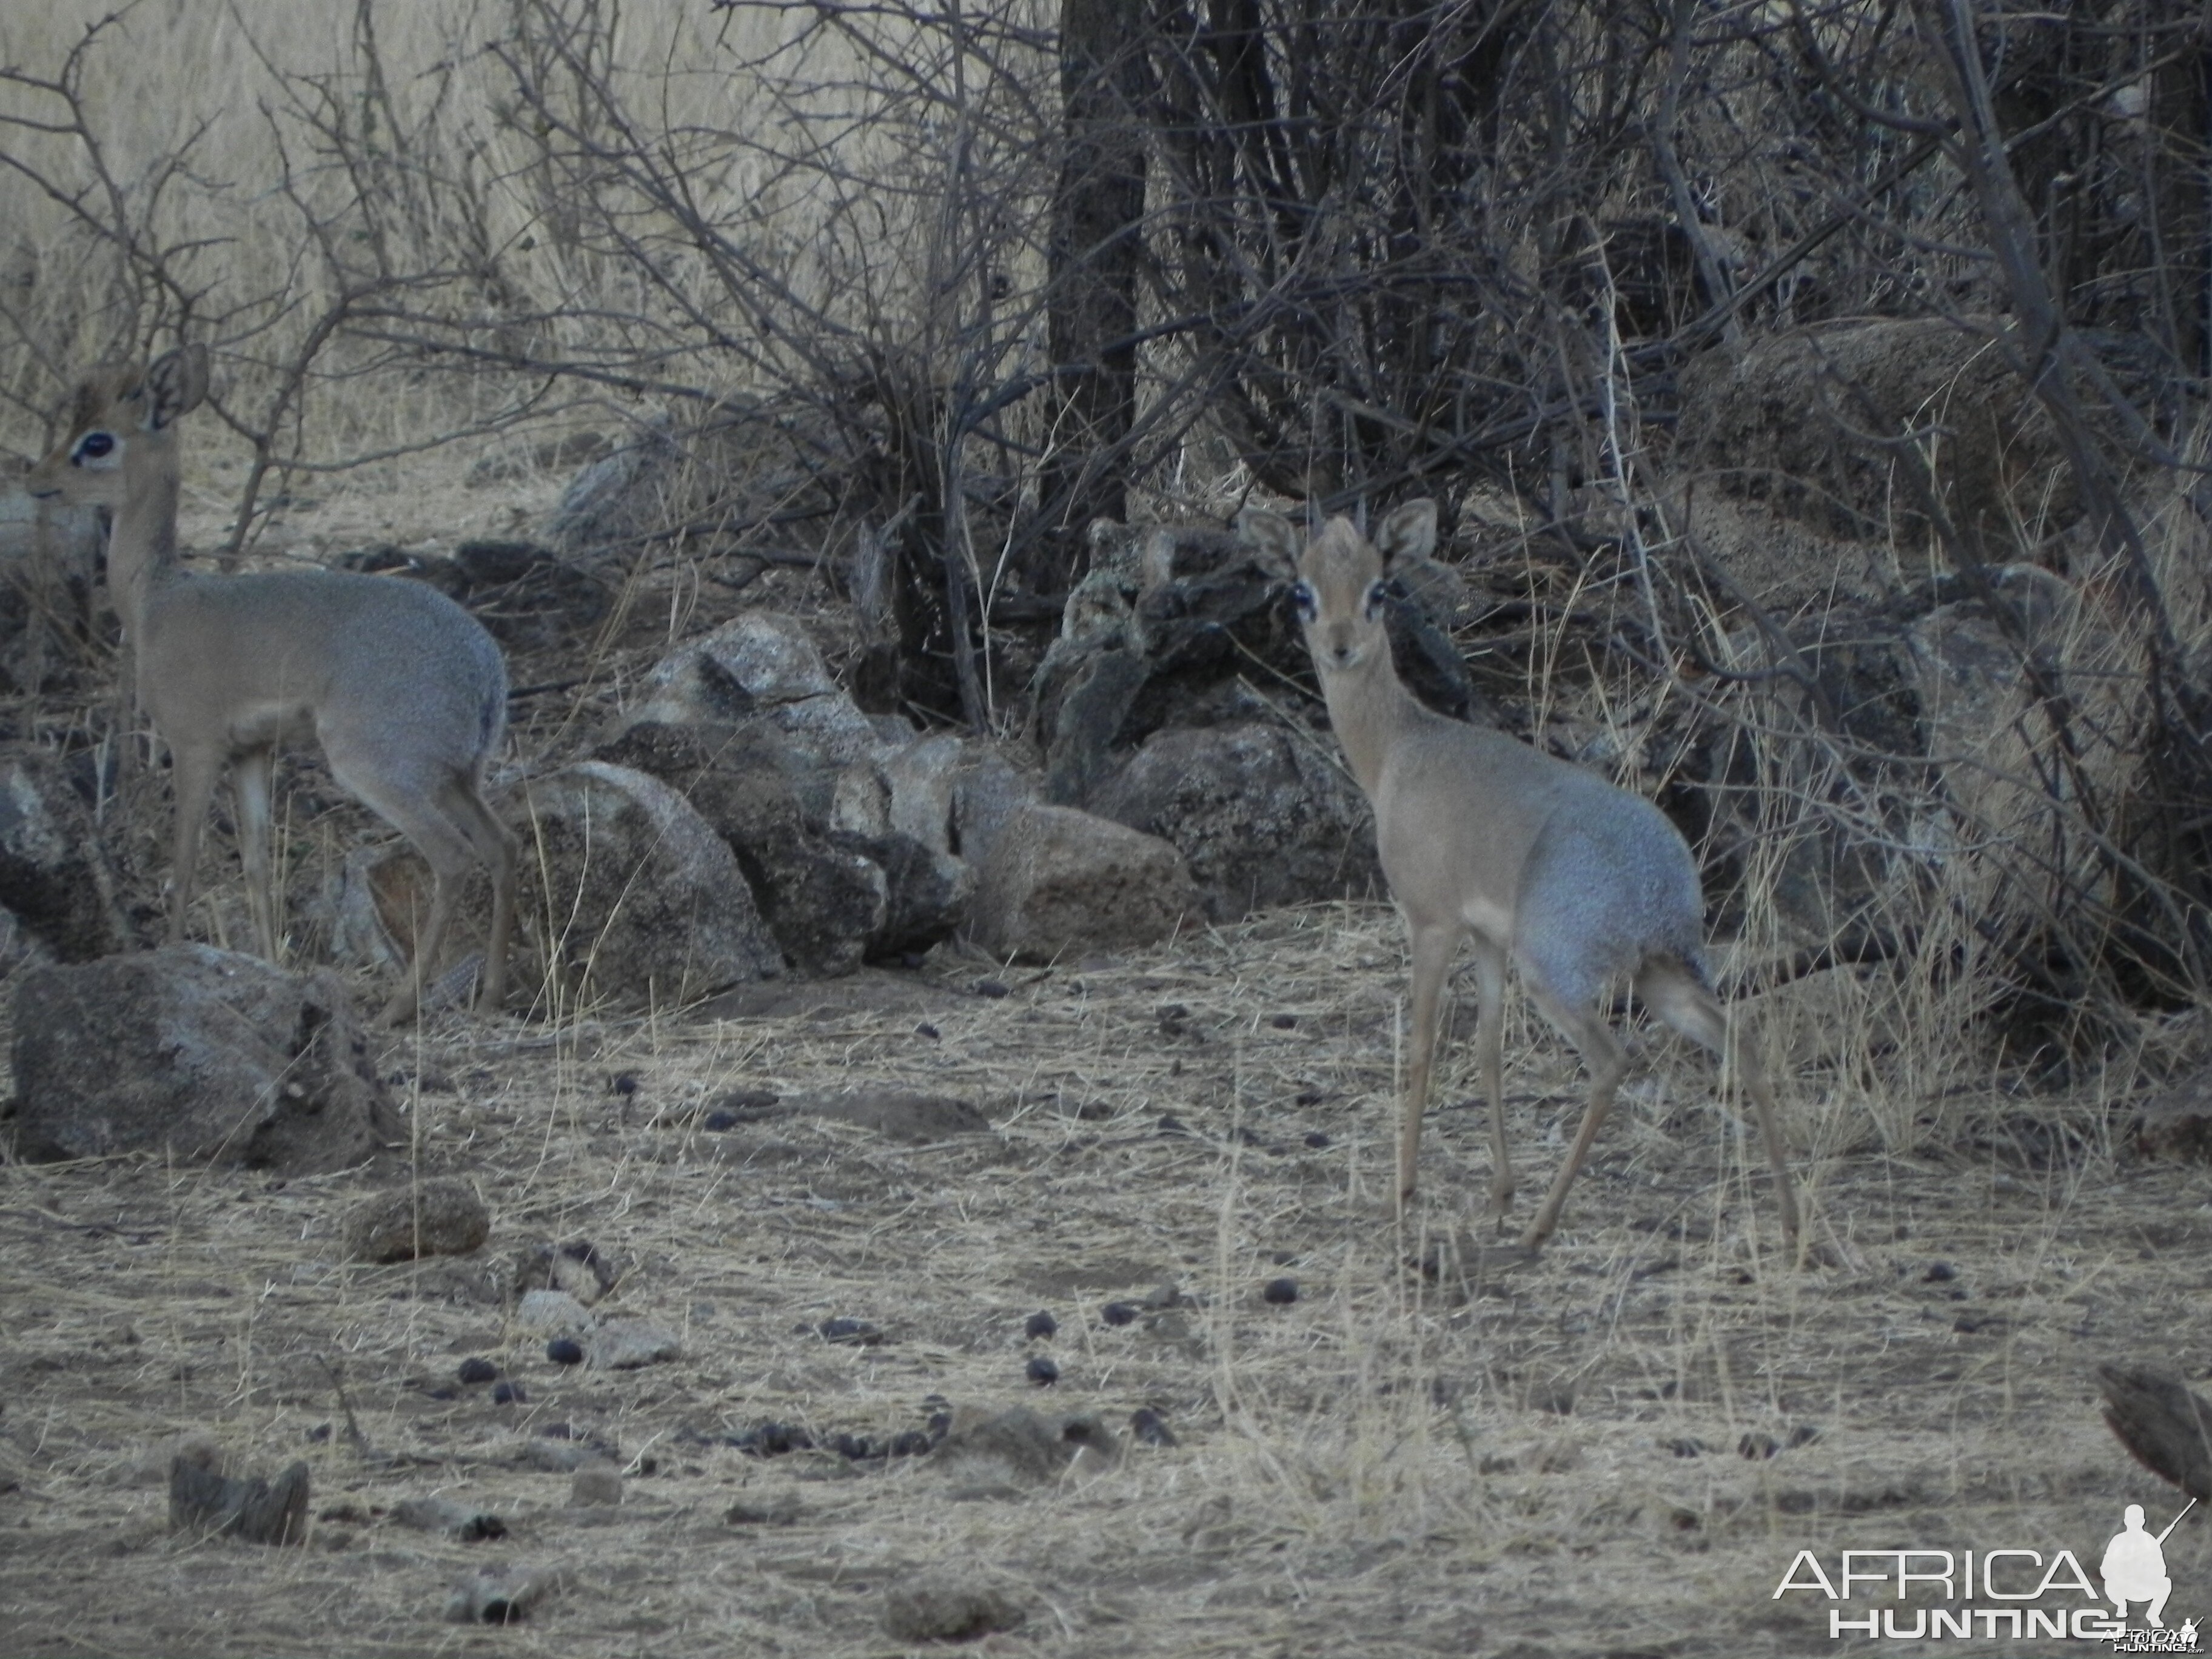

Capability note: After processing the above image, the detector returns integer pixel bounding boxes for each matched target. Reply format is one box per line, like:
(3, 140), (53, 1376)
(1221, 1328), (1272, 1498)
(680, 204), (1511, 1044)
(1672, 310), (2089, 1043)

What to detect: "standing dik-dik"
(1244, 500), (1797, 1252)
(28, 345), (515, 1026)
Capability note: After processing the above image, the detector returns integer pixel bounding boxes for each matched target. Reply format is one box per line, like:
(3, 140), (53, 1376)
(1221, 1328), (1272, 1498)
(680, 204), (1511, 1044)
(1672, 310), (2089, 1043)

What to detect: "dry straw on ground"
(1, 897), (2204, 1657)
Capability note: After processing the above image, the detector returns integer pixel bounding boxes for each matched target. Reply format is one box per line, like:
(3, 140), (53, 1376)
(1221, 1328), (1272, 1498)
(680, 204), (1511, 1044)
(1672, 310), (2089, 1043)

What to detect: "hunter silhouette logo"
(2103, 1502), (2188, 1628)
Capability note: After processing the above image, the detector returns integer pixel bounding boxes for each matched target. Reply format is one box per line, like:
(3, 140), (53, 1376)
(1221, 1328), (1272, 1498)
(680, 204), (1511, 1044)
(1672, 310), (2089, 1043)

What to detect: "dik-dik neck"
(106, 454), (186, 639)
(1315, 648), (1422, 796)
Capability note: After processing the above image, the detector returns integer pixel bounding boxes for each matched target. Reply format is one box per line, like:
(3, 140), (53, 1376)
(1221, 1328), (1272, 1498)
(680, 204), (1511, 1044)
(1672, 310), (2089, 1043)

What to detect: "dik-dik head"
(28, 344), (208, 508)
(1241, 498), (1438, 674)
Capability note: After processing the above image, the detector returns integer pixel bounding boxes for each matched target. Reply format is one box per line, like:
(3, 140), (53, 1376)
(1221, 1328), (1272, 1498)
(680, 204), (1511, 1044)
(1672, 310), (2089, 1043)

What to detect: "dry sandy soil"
(1, 466), (2208, 1658)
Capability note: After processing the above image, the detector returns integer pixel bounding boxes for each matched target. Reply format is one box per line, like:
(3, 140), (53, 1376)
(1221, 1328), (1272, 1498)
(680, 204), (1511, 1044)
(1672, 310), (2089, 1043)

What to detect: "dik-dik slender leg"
(1519, 982), (1629, 1251)
(1639, 960), (1801, 1245)
(438, 776), (517, 1016)
(230, 744), (279, 961)
(1467, 935), (1513, 1222)
(164, 745), (221, 945)
(1398, 917), (1464, 1209)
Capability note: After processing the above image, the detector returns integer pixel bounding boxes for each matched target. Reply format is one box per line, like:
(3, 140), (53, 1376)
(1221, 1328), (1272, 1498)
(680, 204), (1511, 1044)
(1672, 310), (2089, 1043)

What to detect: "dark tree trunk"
(1031, 0), (1152, 590)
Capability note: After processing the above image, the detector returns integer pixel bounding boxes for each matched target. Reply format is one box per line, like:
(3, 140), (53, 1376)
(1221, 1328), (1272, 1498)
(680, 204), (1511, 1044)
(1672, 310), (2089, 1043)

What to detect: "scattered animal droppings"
(1925, 1261), (1957, 1282)
(306, 1423), (332, 1443)
(538, 1423), (575, 1440)
(702, 1110), (737, 1131)
(1129, 1408), (1177, 1447)
(492, 1382), (528, 1406)
(546, 1338), (585, 1366)
(609, 1071), (638, 1096)
(1666, 1437), (1708, 1458)
(1027, 1356), (1060, 1386)
(1024, 1310), (1057, 1341)
(1101, 1302), (1138, 1327)
(1739, 1432), (1781, 1460)
(737, 1421), (814, 1456)
(456, 1358), (498, 1386)
(976, 979), (1010, 999)
(1262, 1278), (1299, 1305)
(1270, 1012), (1297, 1028)
(1304, 1131), (1330, 1148)
(1156, 1114), (1191, 1137)
(725, 1493), (802, 1526)
(915, 1021), (940, 1039)
(818, 1317), (885, 1345)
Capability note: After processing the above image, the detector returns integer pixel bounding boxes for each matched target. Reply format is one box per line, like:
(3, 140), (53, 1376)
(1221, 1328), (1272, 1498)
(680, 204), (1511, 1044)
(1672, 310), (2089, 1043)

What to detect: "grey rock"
(10, 945), (397, 1173)
(968, 803), (1199, 962)
(342, 1178), (491, 1263)
(515, 1289), (592, 1335)
(521, 762), (782, 1007)
(883, 1574), (1028, 1643)
(1091, 723), (1381, 920)
(444, 1563), (560, 1625)
(586, 1319), (681, 1370)
(0, 749), (126, 960)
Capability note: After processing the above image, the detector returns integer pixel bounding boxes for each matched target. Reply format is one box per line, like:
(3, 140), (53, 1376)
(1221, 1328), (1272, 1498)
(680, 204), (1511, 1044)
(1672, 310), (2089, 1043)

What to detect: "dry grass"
(1, 899), (2206, 1657)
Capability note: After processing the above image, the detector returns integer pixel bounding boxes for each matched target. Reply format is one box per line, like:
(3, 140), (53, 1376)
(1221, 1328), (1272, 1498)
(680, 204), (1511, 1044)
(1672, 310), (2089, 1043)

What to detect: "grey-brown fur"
(1241, 499), (1798, 1252)
(27, 345), (516, 1025)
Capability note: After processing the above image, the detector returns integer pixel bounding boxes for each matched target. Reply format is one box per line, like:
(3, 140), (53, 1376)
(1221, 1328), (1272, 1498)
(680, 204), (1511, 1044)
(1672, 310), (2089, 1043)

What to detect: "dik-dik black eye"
(74, 431), (116, 463)
(1291, 579), (1317, 622)
(1362, 579), (1387, 621)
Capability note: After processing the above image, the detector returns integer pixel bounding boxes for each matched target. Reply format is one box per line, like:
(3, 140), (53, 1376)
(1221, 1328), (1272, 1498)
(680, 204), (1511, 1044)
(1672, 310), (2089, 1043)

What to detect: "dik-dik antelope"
(1244, 500), (1798, 1253)
(29, 345), (515, 1026)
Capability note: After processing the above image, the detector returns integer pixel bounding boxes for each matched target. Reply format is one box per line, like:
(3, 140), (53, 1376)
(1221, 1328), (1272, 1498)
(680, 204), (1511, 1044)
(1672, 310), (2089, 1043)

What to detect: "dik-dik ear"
(140, 344), (209, 430)
(1373, 498), (1438, 568)
(1238, 507), (1303, 580)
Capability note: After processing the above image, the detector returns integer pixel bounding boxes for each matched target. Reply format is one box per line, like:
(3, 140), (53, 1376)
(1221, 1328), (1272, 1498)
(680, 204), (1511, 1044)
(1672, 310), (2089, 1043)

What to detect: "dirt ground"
(2, 463), (2209, 1658)
(1, 896), (2207, 1658)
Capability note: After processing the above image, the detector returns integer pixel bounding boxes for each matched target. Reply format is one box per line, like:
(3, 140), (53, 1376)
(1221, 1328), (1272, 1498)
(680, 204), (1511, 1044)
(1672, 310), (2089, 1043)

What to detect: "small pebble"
(456, 1357), (498, 1386)
(1024, 1310), (1057, 1341)
(915, 1022), (940, 1040)
(546, 1338), (585, 1366)
(1304, 1131), (1330, 1148)
(1925, 1261), (1957, 1282)
(1026, 1356), (1060, 1386)
(976, 979), (1009, 999)
(1100, 1302), (1138, 1327)
(306, 1423), (332, 1443)
(1270, 1012), (1297, 1029)
(492, 1381), (528, 1406)
(1129, 1407), (1177, 1447)
(702, 1109), (737, 1131)
(1262, 1277), (1299, 1305)
(609, 1071), (638, 1096)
